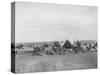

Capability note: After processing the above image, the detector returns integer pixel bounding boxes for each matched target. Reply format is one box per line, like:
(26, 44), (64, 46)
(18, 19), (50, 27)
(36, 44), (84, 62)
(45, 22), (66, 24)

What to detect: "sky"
(15, 2), (98, 43)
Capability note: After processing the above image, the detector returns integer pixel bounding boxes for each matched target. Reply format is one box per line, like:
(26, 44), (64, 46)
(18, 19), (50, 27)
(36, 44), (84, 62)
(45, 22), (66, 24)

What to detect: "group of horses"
(11, 40), (97, 57)
(32, 42), (61, 56)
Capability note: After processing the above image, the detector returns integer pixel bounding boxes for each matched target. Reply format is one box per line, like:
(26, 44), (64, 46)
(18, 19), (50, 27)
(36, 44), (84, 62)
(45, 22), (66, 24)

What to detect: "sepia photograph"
(11, 2), (98, 73)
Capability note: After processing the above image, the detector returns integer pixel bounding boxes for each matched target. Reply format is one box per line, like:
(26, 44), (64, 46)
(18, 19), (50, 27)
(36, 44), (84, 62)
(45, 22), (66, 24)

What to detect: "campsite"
(12, 40), (97, 73)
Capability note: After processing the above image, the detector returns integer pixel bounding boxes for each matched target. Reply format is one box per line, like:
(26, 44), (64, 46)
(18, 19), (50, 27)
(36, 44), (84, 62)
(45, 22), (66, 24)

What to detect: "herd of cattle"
(11, 40), (97, 57)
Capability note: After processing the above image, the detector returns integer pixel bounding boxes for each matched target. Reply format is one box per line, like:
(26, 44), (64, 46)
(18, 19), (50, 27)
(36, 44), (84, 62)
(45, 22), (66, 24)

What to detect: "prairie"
(15, 51), (97, 73)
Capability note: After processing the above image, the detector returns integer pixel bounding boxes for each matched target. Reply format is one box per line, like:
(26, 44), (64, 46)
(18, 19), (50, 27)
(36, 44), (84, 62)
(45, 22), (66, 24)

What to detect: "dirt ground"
(15, 51), (97, 73)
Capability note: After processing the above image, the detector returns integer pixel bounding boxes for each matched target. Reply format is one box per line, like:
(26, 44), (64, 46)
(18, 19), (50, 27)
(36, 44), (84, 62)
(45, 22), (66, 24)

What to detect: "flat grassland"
(15, 51), (97, 73)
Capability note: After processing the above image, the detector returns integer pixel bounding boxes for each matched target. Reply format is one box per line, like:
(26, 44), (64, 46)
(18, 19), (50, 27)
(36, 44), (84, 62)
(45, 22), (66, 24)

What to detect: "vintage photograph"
(11, 2), (98, 73)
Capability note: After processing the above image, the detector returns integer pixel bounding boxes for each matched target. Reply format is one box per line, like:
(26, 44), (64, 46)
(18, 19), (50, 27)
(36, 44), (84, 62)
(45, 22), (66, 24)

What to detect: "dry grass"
(15, 52), (97, 73)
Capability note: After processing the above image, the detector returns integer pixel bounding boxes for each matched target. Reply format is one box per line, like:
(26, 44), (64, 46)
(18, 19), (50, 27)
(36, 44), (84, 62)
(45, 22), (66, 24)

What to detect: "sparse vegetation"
(12, 40), (97, 73)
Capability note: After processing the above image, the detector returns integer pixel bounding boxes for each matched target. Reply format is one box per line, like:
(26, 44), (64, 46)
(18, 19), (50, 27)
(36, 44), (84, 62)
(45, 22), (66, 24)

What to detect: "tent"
(63, 40), (72, 49)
